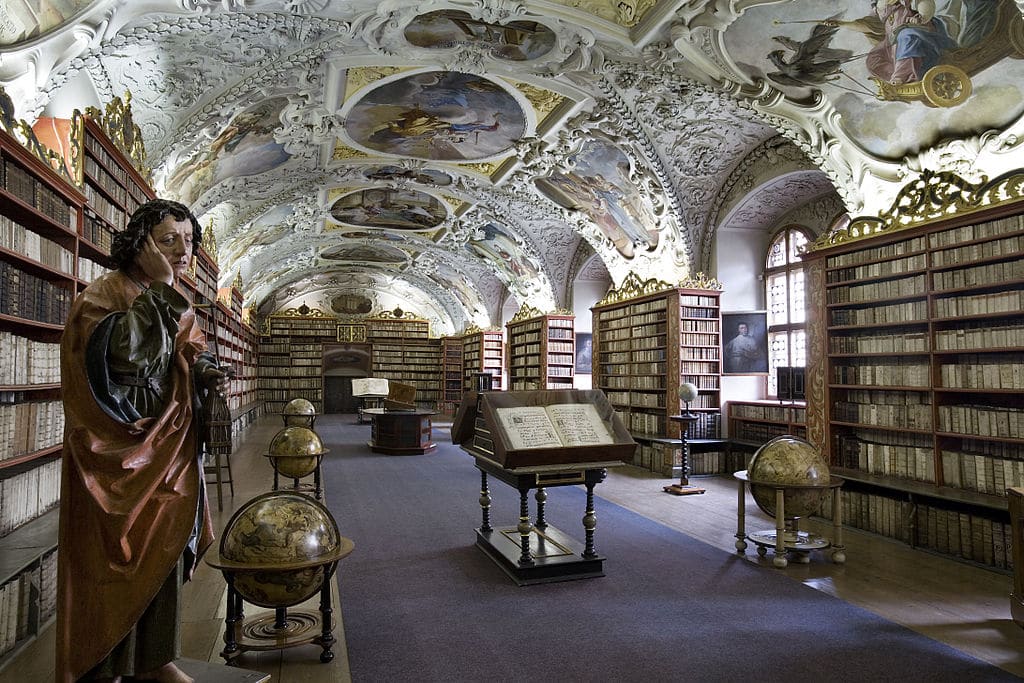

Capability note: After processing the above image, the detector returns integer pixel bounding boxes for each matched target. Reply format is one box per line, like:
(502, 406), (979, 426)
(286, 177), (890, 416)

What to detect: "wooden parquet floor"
(5, 415), (1024, 682)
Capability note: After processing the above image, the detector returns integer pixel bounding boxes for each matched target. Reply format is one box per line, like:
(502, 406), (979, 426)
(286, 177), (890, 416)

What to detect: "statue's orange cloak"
(56, 271), (214, 682)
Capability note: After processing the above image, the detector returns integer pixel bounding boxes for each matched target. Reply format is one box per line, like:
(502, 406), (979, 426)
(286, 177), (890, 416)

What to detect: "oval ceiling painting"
(363, 165), (453, 186)
(320, 243), (407, 264)
(330, 293), (374, 316)
(0, 0), (96, 47)
(344, 71), (526, 162)
(330, 188), (447, 230)
(404, 10), (555, 61)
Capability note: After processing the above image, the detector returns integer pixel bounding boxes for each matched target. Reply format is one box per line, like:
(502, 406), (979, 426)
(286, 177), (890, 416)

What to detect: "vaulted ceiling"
(5, 1), (1023, 334)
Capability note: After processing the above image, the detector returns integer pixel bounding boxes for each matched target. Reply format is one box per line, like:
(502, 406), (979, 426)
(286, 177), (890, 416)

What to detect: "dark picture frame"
(575, 332), (593, 374)
(722, 311), (768, 375)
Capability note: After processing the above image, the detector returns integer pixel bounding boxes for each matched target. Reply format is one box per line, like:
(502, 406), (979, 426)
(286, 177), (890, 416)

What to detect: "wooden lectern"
(453, 389), (636, 585)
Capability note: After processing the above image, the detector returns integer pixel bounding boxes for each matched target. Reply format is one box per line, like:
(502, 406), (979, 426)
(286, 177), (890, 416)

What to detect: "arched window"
(765, 226), (811, 397)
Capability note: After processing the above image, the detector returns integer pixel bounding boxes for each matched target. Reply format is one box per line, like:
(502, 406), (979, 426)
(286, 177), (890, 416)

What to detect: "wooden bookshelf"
(462, 328), (504, 391)
(440, 336), (464, 413)
(259, 307), (338, 414)
(0, 122), (86, 669)
(727, 399), (807, 470)
(804, 170), (1024, 570)
(505, 307), (575, 391)
(366, 314), (442, 409)
(591, 274), (723, 475)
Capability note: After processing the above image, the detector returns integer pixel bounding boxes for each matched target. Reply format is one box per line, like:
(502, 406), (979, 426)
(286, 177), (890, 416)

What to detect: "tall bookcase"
(259, 306), (338, 414)
(0, 124), (83, 669)
(804, 170), (1024, 570)
(505, 305), (575, 391)
(366, 313), (441, 408)
(440, 336), (464, 413)
(592, 273), (724, 475)
(214, 282), (262, 433)
(461, 327), (504, 391)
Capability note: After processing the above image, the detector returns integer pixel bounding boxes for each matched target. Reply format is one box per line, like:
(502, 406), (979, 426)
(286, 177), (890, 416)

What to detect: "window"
(765, 226), (811, 397)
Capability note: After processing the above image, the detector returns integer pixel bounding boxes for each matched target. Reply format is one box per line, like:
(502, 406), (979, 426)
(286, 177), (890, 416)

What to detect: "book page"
(546, 403), (616, 446)
(494, 406), (563, 450)
(352, 377), (389, 397)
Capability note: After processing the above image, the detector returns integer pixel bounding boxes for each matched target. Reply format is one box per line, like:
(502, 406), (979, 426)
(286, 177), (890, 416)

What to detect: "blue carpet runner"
(316, 415), (1019, 682)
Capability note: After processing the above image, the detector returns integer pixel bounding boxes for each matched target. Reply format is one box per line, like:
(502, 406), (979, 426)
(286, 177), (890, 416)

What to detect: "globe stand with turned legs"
(734, 471), (846, 567)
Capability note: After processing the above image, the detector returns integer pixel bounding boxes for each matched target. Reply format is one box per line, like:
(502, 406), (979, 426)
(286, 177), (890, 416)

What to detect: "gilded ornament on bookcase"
(678, 272), (724, 291)
(597, 272), (674, 305)
(82, 91), (151, 183)
(509, 303), (544, 323)
(0, 85), (73, 182)
(811, 169), (1024, 250)
(337, 323), (367, 343)
(804, 260), (827, 450)
(376, 306), (426, 321)
(275, 304), (335, 318)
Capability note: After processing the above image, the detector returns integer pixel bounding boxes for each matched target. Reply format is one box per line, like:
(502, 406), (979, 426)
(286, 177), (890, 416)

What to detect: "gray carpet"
(318, 415), (1019, 682)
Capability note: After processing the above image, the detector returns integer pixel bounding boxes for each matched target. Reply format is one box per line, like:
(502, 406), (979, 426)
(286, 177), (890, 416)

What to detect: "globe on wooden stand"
(205, 491), (354, 664)
(733, 435), (846, 567)
(263, 425), (328, 500)
(282, 397), (318, 429)
(664, 381), (705, 496)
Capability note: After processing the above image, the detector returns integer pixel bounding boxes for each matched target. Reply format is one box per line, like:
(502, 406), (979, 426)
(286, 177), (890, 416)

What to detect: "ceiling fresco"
(3, 0), (1022, 333)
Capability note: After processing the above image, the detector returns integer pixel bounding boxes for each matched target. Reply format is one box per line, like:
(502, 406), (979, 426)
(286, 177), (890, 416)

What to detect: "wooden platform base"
(175, 658), (271, 682)
(476, 525), (604, 586)
(663, 483), (706, 496)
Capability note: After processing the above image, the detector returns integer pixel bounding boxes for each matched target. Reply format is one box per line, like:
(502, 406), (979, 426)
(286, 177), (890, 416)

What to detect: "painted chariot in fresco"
(870, 2), (1024, 108)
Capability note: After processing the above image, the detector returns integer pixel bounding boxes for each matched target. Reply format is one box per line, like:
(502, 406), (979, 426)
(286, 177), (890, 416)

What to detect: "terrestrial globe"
(266, 426), (326, 479)
(282, 397), (318, 427)
(213, 491), (345, 608)
(678, 381), (699, 415)
(747, 435), (830, 520)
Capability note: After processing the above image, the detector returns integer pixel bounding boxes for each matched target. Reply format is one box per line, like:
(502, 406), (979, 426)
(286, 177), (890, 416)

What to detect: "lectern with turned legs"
(452, 389), (636, 585)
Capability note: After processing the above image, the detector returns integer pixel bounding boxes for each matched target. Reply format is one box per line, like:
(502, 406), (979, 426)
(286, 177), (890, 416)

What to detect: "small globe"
(267, 426), (326, 478)
(748, 435), (830, 519)
(217, 491), (343, 608)
(282, 397), (317, 427)
(678, 382), (699, 403)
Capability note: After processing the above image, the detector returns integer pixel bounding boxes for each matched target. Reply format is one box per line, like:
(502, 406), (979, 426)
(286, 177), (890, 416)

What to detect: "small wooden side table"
(733, 470), (846, 568)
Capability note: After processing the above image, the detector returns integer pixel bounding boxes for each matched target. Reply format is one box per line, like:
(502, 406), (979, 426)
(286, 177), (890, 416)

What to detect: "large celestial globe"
(218, 491), (343, 608)
(747, 435), (830, 519)
(267, 426), (325, 479)
(282, 397), (317, 427)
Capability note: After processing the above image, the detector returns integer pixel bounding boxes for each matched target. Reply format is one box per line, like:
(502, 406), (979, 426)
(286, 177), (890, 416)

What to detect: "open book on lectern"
(494, 403), (616, 450)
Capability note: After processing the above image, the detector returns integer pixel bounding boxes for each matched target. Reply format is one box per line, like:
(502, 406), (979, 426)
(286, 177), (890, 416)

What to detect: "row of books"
(933, 258), (1024, 291)
(837, 437), (936, 482)
(0, 400), (64, 462)
(257, 367), (321, 378)
(931, 233), (1022, 267)
(0, 332), (60, 386)
(0, 458), (60, 537)
(84, 156), (144, 211)
(731, 422), (792, 444)
(827, 274), (926, 304)
(930, 214), (1024, 248)
(0, 261), (73, 326)
(82, 213), (114, 252)
(0, 549), (57, 660)
(833, 402), (932, 430)
(679, 306), (718, 319)
(76, 256), (110, 283)
(826, 235), (928, 268)
(939, 356), (1024, 390)
(729, 403), (805, 422)
(83, 184), (126, 231)
(830, 331), (928, 354)
(937, 405), (1024, 439)
(2, 160), (76, 229)
(826, 253), (927, 285)
(942, 450), (1024, 495)
(0, 215), (74, 275)
(832, 363), (930, 387)
(934, 321), (1024, 350)
(830, 300), (927, 326)
(934, 289), (1024, 318)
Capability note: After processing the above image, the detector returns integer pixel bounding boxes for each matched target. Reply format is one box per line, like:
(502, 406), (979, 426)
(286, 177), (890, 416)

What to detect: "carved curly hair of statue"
(110, 198), (202, 271)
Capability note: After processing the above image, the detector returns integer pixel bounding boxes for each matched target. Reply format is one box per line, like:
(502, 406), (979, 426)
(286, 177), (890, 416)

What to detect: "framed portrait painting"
(575, 332), (593, 374)
(721, 311), (768, 375)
